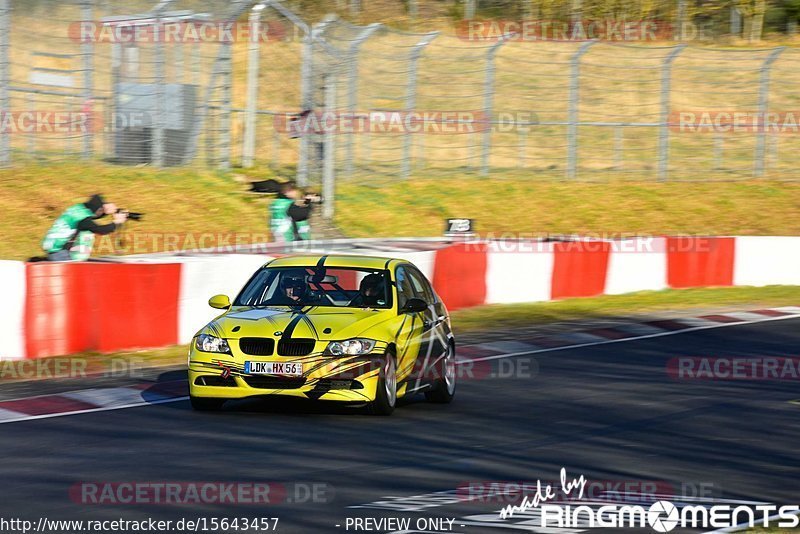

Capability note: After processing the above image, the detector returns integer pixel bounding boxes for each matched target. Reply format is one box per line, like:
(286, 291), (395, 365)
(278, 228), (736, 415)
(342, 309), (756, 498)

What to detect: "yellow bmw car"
(188, 254), (456, 415)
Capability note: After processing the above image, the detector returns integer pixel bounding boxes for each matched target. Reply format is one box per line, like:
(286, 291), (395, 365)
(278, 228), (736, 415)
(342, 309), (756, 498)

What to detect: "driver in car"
(353, 273), (386, 307)
(273, 272), (321, 305)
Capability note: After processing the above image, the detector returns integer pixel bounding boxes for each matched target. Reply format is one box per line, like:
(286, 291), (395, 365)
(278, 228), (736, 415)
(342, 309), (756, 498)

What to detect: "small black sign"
(445, 218), (474, 235)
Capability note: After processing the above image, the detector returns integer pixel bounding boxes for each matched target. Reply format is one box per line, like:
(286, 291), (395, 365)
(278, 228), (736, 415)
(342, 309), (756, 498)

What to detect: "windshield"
(234, 266), (393, 309)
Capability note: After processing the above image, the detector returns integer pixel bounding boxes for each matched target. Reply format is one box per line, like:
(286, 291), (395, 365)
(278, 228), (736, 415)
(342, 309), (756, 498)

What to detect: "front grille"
(277, 338), (316, 356)
(244, 376), (307, 389)
(195, 375), (237, 387)
(239, 337), (275, 356)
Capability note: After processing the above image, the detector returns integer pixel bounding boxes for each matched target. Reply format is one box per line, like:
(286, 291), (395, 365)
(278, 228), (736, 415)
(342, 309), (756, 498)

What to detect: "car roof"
(265, 254), (407, 270)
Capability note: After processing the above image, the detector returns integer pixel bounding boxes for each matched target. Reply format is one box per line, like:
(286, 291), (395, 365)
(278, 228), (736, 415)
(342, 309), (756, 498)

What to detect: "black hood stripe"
(301, 315), (319, 339)
(281, 306), (315, 339)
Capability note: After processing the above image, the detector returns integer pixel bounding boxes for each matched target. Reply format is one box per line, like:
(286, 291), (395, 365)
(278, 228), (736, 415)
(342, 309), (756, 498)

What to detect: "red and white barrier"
(24, 262), (181, 359)
(486, 241), (554, 304)
(7, 235), (800, 359)
(733, 236), (800, 287)
(605, 237), (668, 295)
(0, 261), (26, 360)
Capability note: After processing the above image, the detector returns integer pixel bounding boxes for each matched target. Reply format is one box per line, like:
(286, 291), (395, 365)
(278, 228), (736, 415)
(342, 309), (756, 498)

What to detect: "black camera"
(117, 209), (143, 221)
(303, 192), (323, 205)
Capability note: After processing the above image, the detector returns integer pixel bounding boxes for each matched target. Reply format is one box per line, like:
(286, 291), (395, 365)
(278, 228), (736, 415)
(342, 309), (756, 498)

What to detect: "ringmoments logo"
(499, 469), (800, 531)
(535, 501), (800, 530)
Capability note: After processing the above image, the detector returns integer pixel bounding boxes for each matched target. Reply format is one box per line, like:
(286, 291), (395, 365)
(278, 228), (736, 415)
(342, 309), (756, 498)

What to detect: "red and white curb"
(455, 306), (800, 363)
(0, 381), (187, 425)
(0, 306), (798, 425)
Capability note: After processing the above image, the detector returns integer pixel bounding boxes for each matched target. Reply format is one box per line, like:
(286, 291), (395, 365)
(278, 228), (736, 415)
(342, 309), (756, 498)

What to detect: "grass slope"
(2, 163), (800, 260)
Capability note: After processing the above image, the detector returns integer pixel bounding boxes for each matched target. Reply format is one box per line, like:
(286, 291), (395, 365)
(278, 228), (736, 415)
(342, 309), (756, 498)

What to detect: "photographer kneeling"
(269, 180), (321, 243)
(41, 194), (129, 261)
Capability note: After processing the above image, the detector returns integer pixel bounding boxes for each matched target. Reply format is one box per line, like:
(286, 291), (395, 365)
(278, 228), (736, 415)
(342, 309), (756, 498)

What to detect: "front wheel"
(425, 343), (456, 404)
(190, 396), (226, 412)
(368, 352), (397, 416)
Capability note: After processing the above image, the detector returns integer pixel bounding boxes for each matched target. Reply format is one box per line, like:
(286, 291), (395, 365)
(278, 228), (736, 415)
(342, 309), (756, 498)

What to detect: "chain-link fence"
(306, 26), (800, 186)
(0, 0), (260, 167)
(1, 1), (800, 205)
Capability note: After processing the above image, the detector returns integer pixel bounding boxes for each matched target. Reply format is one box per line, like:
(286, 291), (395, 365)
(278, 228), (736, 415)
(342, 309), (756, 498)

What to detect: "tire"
(368, 351), (397, 416)
(425, 343), (456, 404)
(190, 396), (226, 412)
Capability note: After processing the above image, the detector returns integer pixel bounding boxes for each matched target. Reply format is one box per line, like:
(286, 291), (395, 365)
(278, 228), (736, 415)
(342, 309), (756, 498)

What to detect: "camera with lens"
(117, 209), (144, 221)
(303, 192), (323, 206)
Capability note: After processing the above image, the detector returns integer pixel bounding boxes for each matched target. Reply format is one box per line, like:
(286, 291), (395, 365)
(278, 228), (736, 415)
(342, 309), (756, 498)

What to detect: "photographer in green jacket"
(41, 194), (128, 261)
(269, 181), (320, 244)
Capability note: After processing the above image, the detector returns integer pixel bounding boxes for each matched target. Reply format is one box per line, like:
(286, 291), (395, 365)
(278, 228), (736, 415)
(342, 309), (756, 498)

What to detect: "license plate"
(245, 361), (303, 376)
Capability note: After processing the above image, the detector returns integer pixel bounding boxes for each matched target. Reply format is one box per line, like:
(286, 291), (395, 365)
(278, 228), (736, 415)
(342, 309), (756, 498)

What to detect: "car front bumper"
(188, 352), (383, 403)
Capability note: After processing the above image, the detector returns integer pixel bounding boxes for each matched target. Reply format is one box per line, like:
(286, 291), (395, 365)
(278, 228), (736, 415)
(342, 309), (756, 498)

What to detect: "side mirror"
(401, 297), (428, 314)
(208, 294), (231, 310)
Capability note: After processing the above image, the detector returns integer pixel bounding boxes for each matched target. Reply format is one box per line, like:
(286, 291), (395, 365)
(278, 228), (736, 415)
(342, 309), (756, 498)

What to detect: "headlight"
(326, 338), (376, 356)
(195, 334), (232, 354)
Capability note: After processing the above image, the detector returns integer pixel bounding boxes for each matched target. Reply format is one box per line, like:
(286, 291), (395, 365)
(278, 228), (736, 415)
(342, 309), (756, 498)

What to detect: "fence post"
(81, 0), (94, 159)
(323, 73), (336, 220)
(657, 45), (685, 182)
(218, 22), (233, 169)
(298, 28), (315, 186)
(0, 0), (9, 167)
(402, 32), (438, 180)
(191, 42), (200, 85)
(517, 127), (527, 168)
(344, 23), (381, 178)
(480, 36), (507, 176)
(26, 94), (35, 154)
(181, 0), (250, 166)
(464, 0), (476, 19)
(152, 16), (165, 167)
(566, 40), (595, 179)
(242, 4), (265, 168)
(754, 47), (784, 177)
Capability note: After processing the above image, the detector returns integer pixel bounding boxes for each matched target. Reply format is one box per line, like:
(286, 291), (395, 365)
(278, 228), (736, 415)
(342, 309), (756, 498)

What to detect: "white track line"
(3, 312), (799, 425)
(0, 396), (188, 425)
(455, 313), (800, 364)
(60, 386), (163, 408)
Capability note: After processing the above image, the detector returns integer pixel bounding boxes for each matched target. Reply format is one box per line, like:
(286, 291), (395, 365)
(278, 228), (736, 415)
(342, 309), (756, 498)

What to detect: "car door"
(393, 265), (426, 386)
(405, 266), (449, 385)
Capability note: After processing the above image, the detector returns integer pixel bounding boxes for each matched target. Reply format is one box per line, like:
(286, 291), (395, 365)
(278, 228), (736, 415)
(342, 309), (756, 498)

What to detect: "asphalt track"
(1, 319), (799, 534)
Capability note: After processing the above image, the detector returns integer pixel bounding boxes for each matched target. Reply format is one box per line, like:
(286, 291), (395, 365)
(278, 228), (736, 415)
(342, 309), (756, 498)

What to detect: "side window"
(395, 266), (416, 310)
(406, 267), (434, 303)
(236, 269), (275, 306)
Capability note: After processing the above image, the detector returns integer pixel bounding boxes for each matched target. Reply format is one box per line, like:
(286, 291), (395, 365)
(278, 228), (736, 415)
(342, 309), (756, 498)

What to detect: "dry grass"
(0, 162), (273, 260)
(2, 162), (799, 261)
(335, 175), (800, 238)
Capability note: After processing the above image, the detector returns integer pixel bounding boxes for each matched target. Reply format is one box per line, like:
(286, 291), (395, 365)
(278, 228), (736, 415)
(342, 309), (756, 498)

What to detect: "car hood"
(203, 306), (395, 341)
